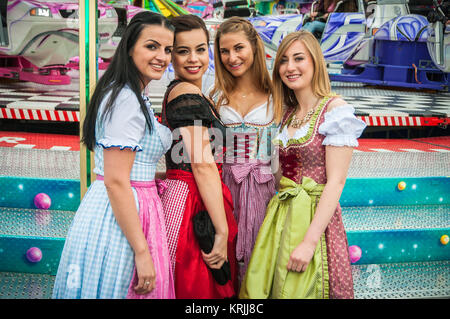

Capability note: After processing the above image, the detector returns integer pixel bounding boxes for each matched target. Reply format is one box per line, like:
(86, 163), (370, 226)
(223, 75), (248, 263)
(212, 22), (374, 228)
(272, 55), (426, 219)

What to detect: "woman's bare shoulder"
(167, 81), (202, 103)
(327, 97), (348, 112)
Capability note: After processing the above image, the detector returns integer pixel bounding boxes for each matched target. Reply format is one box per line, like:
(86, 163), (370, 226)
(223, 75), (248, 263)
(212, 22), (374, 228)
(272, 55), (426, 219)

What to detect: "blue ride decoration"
(1, 176), (447, 210)
(321, 12), (366, 62)
(347, 228), (449, 265)
(249, 14), (304, 57)
(0, 175), (448, 274)
(340, 177), (449, 207)
(0, 234), (66, 275)
(0, 176), (80, 211)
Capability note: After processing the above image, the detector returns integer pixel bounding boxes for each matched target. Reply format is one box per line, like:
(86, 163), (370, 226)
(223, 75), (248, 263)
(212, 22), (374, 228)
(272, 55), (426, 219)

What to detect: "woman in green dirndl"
(239, 31), (366, 299)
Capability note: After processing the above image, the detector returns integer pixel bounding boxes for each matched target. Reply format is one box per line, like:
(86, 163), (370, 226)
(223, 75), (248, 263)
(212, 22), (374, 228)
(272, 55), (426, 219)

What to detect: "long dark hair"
(82, 11), (174, 151)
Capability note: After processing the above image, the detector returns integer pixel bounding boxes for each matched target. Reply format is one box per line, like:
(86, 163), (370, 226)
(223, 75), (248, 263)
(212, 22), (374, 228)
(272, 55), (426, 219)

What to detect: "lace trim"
(224, 119), (276, 128)
(165, 93), (225, 126)
(96, 142), (143, 152)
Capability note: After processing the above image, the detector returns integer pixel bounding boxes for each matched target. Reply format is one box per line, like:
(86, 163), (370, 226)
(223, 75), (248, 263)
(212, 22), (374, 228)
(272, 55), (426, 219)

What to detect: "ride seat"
(408, 0), (435, 16)
(335, 0), (359, 12)
(303, 0), (360, 40)
(222, 0), (251, 18)
(224, 7), (251, 18)
(364, 1), (377, 28)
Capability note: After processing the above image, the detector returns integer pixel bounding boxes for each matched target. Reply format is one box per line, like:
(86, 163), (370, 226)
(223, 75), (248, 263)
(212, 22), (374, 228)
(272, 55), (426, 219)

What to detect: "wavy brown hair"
(209, 17), (273, 109)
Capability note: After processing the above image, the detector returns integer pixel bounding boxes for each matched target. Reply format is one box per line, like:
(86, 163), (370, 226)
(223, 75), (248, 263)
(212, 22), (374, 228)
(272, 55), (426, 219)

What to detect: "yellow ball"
(397, 181), (406, 191)
(440, 235), (449, 245)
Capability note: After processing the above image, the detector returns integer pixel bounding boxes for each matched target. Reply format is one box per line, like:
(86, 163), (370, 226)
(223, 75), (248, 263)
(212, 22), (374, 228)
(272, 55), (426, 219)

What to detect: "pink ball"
(348, 245), (362, 263)
(26, 247), (42, 263)
(34, 193), (51, 210)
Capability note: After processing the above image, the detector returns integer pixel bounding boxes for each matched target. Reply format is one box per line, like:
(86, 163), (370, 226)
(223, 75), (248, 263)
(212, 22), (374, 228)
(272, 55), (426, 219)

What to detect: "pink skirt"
(222, 161), (276, 284)
(97, 176), (175, 299)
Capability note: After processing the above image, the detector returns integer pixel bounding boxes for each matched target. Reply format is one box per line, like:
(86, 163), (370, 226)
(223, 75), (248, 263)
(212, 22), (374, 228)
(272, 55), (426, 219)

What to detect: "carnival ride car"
(340, 0), (411, 68)
(246, 0), (449, 91)
(0, 0), (190, 83)
(249, 0), (366, 70)
(330, 0), (449, 91)
(0, 0), (118, 85)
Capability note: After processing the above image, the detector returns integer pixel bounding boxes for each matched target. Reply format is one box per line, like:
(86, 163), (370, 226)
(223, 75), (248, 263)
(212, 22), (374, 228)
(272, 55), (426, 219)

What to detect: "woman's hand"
(287, 241), (316, 273)
(133, 250), (156, 295)
(201, 232), (228, 269)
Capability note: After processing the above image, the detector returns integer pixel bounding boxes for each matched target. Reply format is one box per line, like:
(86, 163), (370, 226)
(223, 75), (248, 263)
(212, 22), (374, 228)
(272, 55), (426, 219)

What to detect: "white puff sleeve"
(318, 104), (366, 147)
(96, 88), (146, 152)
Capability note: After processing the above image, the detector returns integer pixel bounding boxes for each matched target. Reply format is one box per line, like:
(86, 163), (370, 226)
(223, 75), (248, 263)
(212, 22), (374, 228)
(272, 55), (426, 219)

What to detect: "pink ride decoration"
(34, 193), (51, 210)
(348, 245), (362, 263)
(26, 247), (43, 263)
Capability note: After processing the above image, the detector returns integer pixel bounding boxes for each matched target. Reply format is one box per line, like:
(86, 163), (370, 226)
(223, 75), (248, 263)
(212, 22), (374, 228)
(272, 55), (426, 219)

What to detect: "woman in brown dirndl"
(240, 30), (366, 299)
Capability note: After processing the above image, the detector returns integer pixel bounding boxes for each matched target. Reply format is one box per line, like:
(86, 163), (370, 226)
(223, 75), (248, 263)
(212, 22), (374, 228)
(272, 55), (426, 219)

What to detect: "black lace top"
(162, 79), (227, 173)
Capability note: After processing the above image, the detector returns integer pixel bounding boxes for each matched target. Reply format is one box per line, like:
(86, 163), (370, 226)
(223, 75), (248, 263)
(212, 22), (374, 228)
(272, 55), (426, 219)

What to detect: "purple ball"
(348, 245), (362, 263)
(26, 247), (42, 263)
(34, 193), (51, 210)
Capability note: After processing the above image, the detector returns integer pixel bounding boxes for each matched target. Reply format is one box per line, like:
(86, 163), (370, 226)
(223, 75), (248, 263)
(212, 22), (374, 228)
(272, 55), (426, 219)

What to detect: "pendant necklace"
(290, 98), (321, 129)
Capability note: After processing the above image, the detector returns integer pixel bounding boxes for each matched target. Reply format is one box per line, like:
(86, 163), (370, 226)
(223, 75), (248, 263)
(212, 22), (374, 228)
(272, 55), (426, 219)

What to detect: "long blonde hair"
(272, 30), (331, 124)
(210, 17), (273, 109)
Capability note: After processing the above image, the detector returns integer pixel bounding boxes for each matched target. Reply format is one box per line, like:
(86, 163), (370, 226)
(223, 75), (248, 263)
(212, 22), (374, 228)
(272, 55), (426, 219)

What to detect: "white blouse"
(96, 86), (172, 152)
(93, 86), (172, 181)
(219, 98), (274, 126)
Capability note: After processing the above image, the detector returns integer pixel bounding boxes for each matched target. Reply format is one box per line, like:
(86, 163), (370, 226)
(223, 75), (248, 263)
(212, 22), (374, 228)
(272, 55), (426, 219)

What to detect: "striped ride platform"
(0, 133), (449, 299)
(1, 131), (449, 153)
(0, 79), (449, 128)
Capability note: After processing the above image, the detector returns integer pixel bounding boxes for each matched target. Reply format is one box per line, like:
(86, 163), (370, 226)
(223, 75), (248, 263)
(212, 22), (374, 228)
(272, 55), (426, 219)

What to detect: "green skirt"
(239, 176), (329, 299)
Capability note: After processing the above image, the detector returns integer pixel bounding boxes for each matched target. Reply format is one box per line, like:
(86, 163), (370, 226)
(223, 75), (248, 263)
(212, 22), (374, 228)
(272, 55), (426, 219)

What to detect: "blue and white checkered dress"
(52, 86), (172, 299)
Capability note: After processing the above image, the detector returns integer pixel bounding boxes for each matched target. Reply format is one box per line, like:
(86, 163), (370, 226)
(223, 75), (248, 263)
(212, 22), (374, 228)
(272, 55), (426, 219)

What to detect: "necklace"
(290, 98), (321, 129)
(235, 90), (251, 99)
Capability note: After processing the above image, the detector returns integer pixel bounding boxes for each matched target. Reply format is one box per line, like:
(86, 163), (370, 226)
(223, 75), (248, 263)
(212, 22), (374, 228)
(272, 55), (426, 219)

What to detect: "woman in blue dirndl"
(52, 12), (175, 299)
